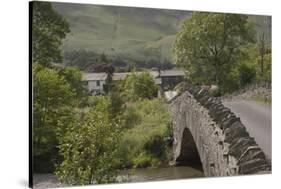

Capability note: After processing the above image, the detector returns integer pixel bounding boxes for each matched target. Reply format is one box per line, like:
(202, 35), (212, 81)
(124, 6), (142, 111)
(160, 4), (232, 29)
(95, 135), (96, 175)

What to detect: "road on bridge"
(223, 100), (272, 159)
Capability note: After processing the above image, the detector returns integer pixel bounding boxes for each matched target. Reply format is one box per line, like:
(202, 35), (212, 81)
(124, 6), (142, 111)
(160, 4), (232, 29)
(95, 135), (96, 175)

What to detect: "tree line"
(63, 49), (175, 72)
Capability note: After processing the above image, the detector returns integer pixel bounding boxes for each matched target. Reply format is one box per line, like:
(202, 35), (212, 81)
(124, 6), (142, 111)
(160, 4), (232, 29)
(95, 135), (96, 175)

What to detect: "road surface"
(223, 100), (272, 159)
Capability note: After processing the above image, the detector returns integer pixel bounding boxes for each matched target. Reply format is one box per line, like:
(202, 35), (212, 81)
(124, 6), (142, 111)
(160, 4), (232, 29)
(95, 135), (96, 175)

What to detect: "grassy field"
(52, 2), (191, 61)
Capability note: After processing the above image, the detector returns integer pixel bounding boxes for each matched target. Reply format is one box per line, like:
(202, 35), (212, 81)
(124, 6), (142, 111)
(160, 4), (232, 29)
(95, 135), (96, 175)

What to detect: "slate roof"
(82, 73), (108, 81)
(112, 71), (159, 80)
(159, 70), (185, 77)
(82, 70), (186, 81)
(112, 73), (130, 81)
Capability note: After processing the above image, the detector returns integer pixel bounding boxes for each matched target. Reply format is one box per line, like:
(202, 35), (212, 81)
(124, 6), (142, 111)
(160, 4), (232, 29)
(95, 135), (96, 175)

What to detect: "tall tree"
(33, 64), (75, 172)
(257, 23), (271, 82)
(258, 32), (265, 76)
(173, 12), (255, 92)
(32, 1), (70, 66)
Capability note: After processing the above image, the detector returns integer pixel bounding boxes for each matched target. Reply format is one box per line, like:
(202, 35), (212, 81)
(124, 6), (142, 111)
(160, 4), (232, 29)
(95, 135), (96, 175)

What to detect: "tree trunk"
(88, 167), (94, 184)
(259, 32), (265, 76)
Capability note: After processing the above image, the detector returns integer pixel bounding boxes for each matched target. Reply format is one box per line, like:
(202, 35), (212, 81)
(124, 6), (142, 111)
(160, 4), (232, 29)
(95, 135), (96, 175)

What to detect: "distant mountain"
(52, 2), (271, 63)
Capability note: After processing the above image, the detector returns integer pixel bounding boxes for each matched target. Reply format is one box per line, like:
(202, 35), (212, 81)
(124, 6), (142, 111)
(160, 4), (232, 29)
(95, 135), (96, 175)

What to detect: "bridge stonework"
(169, 84), (271, 177)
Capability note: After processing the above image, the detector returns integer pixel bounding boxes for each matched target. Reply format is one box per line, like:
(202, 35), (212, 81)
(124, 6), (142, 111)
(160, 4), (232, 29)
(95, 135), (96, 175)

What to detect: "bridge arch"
(169, 85), (271, 177)
(176, 127), (202, 166)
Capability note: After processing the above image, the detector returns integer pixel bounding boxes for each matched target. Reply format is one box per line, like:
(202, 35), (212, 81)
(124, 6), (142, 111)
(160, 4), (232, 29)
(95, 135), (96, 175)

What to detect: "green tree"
(32, 1), (70, 66)
(235, 43), (257, 87)
(100, 52), (109, 63)
(256, 38), (272, 82)
(33, 64), (75, 172)
(108, 84), (125, 119)
(56, 106), (121, 185)
(173, 12), (256, 93)
(238, 42), (271, 84)
(255, 16), (271, 82)
(56, 66), (88, 104)
(121, 72), (158, 101)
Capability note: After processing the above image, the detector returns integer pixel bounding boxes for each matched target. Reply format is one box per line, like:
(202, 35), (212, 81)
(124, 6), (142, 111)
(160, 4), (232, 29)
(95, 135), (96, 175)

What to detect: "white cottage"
(82, 73), (108, 95)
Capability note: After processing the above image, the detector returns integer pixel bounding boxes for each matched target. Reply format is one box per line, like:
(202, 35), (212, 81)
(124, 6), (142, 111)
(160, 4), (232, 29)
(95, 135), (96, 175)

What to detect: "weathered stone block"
(221, 116), (241, 130)
(205, 98), (216, 108)
(228, 137), (256, 158)
(210, 108), (231, 122)
(238, 146), (266, 165)
(224, 124), (249, 144)
(239, 158), (270, 174)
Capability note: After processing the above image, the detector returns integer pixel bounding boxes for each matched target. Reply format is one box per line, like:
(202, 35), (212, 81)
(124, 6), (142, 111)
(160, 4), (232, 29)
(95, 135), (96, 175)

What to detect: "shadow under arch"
(176, 127), (203, 171)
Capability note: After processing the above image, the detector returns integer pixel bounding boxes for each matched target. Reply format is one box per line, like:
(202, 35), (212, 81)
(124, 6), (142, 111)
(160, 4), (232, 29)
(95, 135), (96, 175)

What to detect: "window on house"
(96, 80), (100, 86)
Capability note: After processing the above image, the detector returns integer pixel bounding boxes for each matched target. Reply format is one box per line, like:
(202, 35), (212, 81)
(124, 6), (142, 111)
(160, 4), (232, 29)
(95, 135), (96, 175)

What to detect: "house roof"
(159, 70), (185, 77)
(82, 70), (186, 81)
(112, 71), (159, 80)
(112, 72), (130, 81)
(82, 73), (108, 81)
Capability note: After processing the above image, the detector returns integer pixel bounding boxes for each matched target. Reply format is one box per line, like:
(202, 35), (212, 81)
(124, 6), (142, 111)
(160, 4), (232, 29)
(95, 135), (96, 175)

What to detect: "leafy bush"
(117, 99), (171, 169)
(239, 63), (256, 87)
(144, 135), (166, 158)
(132, 152), (160, 168)
(56, 106), (121, 185)
(120, 71), (158, 101)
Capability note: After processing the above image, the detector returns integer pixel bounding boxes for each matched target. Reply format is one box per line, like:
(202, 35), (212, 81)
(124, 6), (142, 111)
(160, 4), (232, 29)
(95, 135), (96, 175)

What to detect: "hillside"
(52, 2), (191, 61)
(52, 2), (271, 66)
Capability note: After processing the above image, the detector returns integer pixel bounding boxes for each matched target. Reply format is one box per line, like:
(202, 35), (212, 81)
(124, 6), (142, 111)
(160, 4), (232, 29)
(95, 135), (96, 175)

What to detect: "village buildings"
(82, 70), (186, 95)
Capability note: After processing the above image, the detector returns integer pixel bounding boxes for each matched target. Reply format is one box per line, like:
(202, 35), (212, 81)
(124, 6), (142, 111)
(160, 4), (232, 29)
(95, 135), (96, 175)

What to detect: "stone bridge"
(169, 83), (271, 176)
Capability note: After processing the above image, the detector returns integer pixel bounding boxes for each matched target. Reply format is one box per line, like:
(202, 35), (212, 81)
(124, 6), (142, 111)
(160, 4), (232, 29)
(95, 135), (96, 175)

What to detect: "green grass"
(116, 98), (172, 169)
(251, 95), (272, 104)
(52, 2), (191, 61)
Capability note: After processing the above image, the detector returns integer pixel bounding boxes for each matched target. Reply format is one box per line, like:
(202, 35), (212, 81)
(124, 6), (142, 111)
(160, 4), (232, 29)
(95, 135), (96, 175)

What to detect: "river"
(33, 165), (204, 188)
(116, 165), (204, 183)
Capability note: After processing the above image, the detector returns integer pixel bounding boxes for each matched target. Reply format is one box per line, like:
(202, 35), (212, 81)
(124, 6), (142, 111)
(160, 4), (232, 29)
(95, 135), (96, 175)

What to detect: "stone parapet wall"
(169, 83), (271, 176)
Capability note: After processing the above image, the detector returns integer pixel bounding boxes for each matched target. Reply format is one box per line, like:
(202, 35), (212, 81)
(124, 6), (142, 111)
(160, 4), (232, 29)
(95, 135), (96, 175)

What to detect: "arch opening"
(176, 128), (203, 170)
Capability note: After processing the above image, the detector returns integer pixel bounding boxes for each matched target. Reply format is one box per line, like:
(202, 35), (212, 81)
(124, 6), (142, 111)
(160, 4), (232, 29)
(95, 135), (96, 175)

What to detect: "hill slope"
(52, 2), (271, 64)
(52, 2), (191, 61)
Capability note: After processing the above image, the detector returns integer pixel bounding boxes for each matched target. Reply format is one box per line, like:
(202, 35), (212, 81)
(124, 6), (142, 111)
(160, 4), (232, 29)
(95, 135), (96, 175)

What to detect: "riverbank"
(33, 174), (67, 189)
(33, 165), (204, 188)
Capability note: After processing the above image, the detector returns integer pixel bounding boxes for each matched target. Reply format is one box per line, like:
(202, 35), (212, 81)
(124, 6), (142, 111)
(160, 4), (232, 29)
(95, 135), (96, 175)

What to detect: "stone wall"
(169, 83), (271, 177)
(222, 82), (271, 102)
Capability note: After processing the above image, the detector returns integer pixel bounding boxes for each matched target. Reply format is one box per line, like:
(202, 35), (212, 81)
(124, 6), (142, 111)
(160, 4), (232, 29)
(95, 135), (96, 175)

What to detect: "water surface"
(34, 165), (204, 188)
(117, 165), (204, 183)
